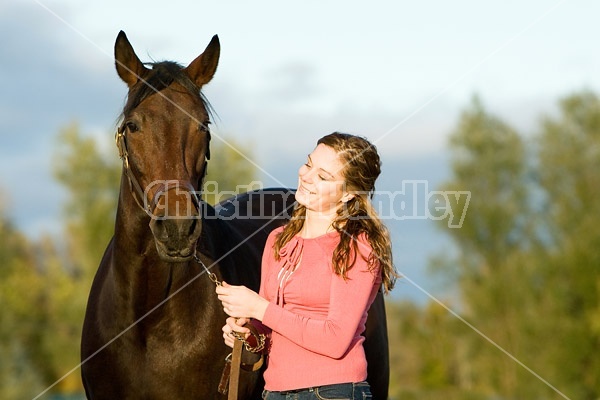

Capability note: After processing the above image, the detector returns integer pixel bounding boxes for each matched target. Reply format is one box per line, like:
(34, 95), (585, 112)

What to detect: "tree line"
(387, 91), (600, 399)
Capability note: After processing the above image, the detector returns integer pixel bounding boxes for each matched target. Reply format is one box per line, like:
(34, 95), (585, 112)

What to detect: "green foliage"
(431, 99), (538, 395)
(0, 208), (47, 399)
(404, 92), (600, 399)
(533, 91), (600, 398)
(0, 201), (85, 397)
(202, 134), (259, 205)
(53, 122), (121, 274)
(387, 300), (485, 400)
(443, 96), (529, 267)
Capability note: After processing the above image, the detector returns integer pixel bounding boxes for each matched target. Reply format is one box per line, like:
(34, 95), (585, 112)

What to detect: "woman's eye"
(318, 175), (326, 181)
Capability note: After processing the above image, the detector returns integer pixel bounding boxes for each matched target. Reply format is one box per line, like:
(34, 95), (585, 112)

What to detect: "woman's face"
(296, 144), (352, 214)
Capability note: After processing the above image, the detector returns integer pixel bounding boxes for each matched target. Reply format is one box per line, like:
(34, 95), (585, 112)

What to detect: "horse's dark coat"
(81, 32), (389, 399)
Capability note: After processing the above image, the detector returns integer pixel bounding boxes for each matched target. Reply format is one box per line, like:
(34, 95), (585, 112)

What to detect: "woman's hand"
(216, 281), (269, 321)
(221, 316), (250, 348)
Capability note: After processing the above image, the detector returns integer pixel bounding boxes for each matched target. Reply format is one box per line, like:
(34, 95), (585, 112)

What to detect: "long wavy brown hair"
(274, 132), (398, 293)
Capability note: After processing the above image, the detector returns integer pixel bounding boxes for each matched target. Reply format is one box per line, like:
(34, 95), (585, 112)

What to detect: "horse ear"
(185, 35), (220, 87)
(114, 31), (148, 88)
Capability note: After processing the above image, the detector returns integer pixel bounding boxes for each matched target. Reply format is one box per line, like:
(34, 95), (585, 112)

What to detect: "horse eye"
(199, 121), (210, 133)
(126, 121), (139, 133)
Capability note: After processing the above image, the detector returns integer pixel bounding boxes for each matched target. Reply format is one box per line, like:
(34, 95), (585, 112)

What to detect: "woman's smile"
(298, 184), (315, 195)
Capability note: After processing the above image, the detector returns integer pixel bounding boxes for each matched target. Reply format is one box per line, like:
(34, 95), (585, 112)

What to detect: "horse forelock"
(121, 61), (215, 123)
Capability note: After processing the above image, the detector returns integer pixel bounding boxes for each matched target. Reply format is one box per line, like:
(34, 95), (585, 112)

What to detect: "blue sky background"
(2, 0), (600, 302)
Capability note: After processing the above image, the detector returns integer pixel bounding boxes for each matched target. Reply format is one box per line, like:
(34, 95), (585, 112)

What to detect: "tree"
(535, 91), (600, 399)
(433, 96), (540, 397)
(386, 300), (477, 400)
(0, 201), (47, 399)
(53, 122), (121, 275)
(428, 92), (600, 399)
(202, 134), (259, 205)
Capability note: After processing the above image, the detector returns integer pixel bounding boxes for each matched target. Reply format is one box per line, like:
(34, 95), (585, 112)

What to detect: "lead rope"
(193, 252), (266, 399)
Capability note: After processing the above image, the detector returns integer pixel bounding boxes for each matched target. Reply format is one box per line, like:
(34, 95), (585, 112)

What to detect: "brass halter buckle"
(115, 128), (129, 169)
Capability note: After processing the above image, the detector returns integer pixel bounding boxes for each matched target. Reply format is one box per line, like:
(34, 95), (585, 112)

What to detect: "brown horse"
(81, 31), (390, 399)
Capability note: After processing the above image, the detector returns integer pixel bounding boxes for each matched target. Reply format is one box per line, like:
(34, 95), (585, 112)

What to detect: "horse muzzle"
(147, 180), (203, 262)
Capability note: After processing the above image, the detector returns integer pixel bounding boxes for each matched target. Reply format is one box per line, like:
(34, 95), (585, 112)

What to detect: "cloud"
(4, 0), (600, 308)
(0, 2), (124, 236)
(1, 0), (576, 258)
(0, 3), (124, 141)
(260, 62), (321, 103)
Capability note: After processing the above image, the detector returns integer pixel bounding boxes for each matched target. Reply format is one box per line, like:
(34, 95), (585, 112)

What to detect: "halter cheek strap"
(115, 126), (152, 214)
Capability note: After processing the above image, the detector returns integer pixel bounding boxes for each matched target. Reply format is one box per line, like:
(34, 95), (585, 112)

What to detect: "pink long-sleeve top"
(256, 226), (382, 391)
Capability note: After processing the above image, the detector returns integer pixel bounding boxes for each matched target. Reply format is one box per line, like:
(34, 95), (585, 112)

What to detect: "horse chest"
(105, 332), (226, 397)
(88, 273), (227, 396)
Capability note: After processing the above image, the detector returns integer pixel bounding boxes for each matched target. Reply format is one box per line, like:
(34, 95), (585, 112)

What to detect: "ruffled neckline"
(275, 230), (340, 305)
(276, 235), (304, 305)
(278, 235), (304, 267)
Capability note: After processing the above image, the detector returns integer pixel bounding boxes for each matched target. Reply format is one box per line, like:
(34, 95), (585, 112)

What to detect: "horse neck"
(112, 181), (156, 270)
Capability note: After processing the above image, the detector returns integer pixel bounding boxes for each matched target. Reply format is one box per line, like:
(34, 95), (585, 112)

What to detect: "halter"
(115, 123), (206, 217)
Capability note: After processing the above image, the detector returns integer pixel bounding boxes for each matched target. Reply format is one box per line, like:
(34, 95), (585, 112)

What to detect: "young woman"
(216, 132), (398, 400)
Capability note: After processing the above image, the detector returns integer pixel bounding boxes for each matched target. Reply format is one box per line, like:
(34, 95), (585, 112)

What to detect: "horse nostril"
(149, 218), (168, 241)
(187, 217), (203, 243)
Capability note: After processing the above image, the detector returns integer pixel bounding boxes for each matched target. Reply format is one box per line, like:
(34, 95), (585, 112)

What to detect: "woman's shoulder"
(265, 225), (284, 246)
(268, 225), (285, 238)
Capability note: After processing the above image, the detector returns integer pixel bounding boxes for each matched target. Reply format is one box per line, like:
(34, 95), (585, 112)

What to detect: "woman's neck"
(300, 209), (337, 238)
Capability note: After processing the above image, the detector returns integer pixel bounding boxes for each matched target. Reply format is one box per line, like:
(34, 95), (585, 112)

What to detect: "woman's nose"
(300, 168), (314, 183)
(298, 165), (309, 181)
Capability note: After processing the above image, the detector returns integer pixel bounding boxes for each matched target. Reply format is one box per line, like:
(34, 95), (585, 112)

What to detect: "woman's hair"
(274, 132), (398, 293)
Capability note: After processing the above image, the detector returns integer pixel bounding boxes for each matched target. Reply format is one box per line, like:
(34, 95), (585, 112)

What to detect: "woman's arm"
(217, 229), (280, 344)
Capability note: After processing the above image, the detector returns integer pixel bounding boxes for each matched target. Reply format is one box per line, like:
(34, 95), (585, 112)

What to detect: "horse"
(81, 31), (390, 399)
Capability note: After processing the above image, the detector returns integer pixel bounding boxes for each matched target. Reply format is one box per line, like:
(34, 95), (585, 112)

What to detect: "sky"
(2, 0), (599, 301)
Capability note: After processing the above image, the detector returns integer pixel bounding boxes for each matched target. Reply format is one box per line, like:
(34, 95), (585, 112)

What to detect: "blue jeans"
(262, 381), (372, 400)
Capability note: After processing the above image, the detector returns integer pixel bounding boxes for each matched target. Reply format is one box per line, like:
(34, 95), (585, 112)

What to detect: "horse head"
(113, 31), (219, 262)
